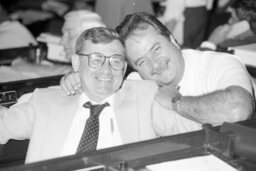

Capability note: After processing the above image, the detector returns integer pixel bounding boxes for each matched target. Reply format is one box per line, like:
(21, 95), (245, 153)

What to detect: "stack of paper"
(229, 43), (256, 66)
(37, 33), (69, 63)
(146, 155), (237, 171)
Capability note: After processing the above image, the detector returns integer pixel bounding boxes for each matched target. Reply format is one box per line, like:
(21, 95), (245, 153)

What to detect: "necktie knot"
(83, 101), (110, 117)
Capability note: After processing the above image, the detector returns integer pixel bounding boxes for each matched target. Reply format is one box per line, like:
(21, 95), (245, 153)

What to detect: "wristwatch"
(171, 93), (182, 112)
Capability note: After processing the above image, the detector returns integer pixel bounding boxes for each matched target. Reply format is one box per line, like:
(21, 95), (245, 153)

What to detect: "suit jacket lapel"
(41, 94), (81, 159)
(114, 83), (140, 144)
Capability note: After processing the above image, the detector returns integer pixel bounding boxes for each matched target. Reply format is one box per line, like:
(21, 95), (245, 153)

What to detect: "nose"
(152, 63), (163, 74)
(100, 59), (112, 73)
(150, 57), (164, 75)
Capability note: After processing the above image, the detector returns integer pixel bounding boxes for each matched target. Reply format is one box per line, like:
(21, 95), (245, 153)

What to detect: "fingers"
(60, 71), (81, 96)
(156, 85), (182, 111)
(158, 85), (181, 99)
(73, 71), (81, 92)
(60, 75), (72, 96)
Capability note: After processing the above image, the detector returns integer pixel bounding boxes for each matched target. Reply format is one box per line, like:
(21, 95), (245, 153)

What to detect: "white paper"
(147, 155), (237, 171)
(226, 20), (250, 39)
(229, 43), (256, 66)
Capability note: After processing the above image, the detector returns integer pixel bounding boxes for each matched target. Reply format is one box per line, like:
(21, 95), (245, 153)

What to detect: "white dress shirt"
(61, 93), (122, 156)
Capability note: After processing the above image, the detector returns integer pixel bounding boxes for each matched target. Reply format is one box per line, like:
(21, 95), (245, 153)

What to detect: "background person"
(0, 3), (37, 49)
(200, 0), (256, 50)
(0, 3), (71, 82)
(159, 0), (214, 48)
(60, 9), (106, 61)
(95, 0), (153, 29)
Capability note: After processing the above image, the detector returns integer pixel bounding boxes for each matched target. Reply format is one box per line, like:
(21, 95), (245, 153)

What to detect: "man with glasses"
(76, 53), (126, 71)
(0, 27), (175, 164)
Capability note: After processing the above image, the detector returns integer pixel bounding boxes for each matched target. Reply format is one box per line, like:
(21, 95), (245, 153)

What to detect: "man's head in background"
(60, 10), (106, 61)
(228, 0), (256, 33)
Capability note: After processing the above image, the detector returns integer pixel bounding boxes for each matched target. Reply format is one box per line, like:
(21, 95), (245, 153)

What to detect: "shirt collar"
(78, 93), (114, 107)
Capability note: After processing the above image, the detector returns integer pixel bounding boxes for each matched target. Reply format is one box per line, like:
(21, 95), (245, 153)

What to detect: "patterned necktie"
(76, 101), (110, 154)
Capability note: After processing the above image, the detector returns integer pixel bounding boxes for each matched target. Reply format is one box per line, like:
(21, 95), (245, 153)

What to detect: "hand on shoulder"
(60, 71), (82, 96)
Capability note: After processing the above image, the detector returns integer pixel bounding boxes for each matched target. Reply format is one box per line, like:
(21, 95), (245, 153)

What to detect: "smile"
(97, 77), (112, 81)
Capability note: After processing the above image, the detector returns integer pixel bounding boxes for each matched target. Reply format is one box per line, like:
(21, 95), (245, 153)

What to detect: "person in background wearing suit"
(159, 0), (214, 48)
(61, 13), (254, 133)
(0, 27), (176, 164)
(95, 0), (153, 29)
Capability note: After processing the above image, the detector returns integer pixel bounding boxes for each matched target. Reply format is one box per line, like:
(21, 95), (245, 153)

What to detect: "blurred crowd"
(0, 0), (256, 81)
(1, 0), (255, 50)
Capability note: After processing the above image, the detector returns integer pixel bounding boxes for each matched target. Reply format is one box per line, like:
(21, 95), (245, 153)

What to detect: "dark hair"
(231, 0), (256, 12)
(231, 0), (256, 34)
(0, 4), (9, 24)
(76, 27), (124, 53)
(116, 12), (173, 41)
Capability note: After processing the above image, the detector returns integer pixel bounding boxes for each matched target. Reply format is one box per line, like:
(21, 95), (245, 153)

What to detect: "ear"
(169, 34), (181, 50)
(71, 54), (80, 72)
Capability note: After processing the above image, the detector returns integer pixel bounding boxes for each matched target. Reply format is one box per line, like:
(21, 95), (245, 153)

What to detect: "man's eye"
(95, 59), (102, 62)
(113, 59), (122, 64)
(154, 46), (160, 53)
(137, 59), (145, 67)
(92, 57), (103, 64)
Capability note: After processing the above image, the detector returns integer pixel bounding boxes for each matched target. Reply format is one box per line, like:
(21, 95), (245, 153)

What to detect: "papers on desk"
(226, 20), (250, 39)
(0, 58), (72, 82)
(229, 43), (256, 67)
(37, 33), (70, 63)
(37, 33), (61, 44)
(11, 10), (54, 25)
(146, 155), (237, 171)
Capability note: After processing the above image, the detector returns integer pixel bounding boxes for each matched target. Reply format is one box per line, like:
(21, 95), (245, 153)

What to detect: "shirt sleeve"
(126, 71), (142, 80)
(206, 53), (253, 94)
(0, 93), (36, 144)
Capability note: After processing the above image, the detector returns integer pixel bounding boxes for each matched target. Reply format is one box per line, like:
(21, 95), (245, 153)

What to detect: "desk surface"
(1, 119), (255, 171)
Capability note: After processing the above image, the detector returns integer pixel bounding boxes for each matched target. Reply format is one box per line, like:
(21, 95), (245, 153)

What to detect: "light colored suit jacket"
(0, 80), (173, 163)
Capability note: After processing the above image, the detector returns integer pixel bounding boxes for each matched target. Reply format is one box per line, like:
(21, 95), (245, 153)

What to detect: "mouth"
(96, 77), (112, 82)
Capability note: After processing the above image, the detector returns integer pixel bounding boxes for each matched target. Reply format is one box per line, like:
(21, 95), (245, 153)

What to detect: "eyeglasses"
(77, 52), (126, 70)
